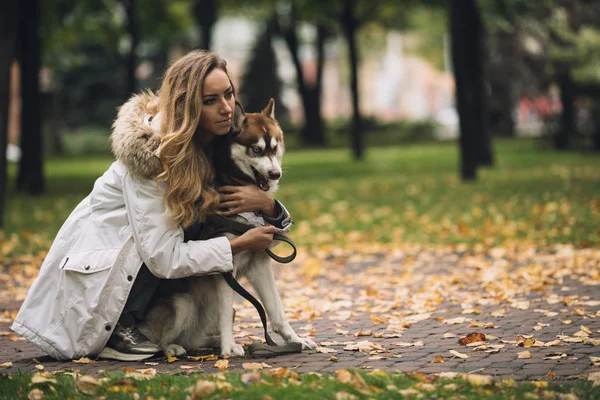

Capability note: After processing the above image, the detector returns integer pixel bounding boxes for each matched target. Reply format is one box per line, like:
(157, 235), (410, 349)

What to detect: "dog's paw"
(221, 343), (245, 357)
(293, 337), (317, 350)
(164, 344), (187, 357)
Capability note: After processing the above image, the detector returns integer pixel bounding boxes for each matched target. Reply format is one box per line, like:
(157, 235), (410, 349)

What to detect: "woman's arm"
(217, 185), (292, 234)
(122, 172), (234, 279)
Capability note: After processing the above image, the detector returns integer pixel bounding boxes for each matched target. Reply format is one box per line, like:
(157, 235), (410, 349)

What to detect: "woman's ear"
(231, 100), (246, 133)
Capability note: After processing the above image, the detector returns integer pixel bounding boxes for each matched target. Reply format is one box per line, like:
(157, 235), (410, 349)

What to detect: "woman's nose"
(221, 100), (232, 115)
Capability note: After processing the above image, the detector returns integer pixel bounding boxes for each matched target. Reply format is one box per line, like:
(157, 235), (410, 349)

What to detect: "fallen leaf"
(72, 357), (95, 364)
(431, 355), (445, 363)
(30, 375), (57, 385)
(316, 346), (337, 354)
(242, 362), (268, 370)
(588, 371), (600, 386)
(458, 332), (486, 345)
(106, 379), (138, 394)
(589, 356), (600, 366)
(214, 359), (229, 372)
(370, 314), (388, 325)
(463, 374), (494, 386)
(336, 369), (353, 384)
(27, 389), (44, 400)
(443, 332), (457, 339)
(76, 375), (101, 395)
(330, 355), (339, 362)
(0, 361), (12, 369)
(241, 371), (262, 385)
(518, 350), (532, 359)
(167, 353), (179, 363)
(187, 354), (218, 362)
(449, 350), (469, 359)
(7, 333), (25, 341)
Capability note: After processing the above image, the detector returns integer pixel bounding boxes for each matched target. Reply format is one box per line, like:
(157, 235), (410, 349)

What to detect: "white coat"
(11, 92), (289, 360)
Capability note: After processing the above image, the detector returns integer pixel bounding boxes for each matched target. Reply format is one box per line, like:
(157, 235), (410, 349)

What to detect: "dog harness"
(185, 214), (302, 355)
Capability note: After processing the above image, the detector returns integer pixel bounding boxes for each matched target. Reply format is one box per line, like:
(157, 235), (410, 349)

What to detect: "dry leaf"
(316, 346), (337, 354)
(27, 389), (44, 400)
(30, 375), (57, 385)
(7, 333), (25, 341)
(588, 371), (600, 387)
(518, 350), (532, 359)
(76, 375), (101, 395)
(449, 350), (469, 359)
(463, 374), (494, 386)
(72, 357), (95, 364)
(589, 356), (600, 366)
(187, 354), (218, 362)
(431, 355), (445, 363)
(167, 353), (179, 363)
(242, 362), (267, 370)
(0, 361), (12, 369)
(443, 332), (457, 339)
(241, 371), (262, 385)
(214, 359), (229, 372)
(370, 314), (388, 325)
(330, 355), (339, 362)
(336, 369), (353, 384)
(458, 332), (486, 345)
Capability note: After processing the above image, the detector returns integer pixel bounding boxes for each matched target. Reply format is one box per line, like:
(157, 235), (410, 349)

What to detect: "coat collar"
(110, 91), (164, 180)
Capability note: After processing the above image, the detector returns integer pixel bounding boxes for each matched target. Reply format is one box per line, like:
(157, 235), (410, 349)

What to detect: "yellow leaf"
(106, 379), (138, 394)
(167, 353), (179, 363)
(187, 354), (218, 362)
(518, 351), (532, 359)
(316, 346), (336, 354)
(72, 357), (95, 364)
(336, 369), (353, 384)
(431, 355), (445, 363)
(214, 359), (229, 372)
(330, 355), (339, 362)
(463, 374), (493, 386)
(30, 375), (57, 385)
(242, 362), (267, 370)
(370, 314), (388, 325)
(0, 361), (12, 369)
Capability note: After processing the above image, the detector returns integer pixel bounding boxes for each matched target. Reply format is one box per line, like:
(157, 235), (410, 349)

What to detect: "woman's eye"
(225, 92), (234, 99)
(203, 99), (215, 105)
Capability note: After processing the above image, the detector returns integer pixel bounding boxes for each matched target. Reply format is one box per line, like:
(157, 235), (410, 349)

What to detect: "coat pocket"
(59, 249), (120, 274)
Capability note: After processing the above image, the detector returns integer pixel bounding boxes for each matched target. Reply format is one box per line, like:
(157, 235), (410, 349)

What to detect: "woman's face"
(199, 68), (235, 141)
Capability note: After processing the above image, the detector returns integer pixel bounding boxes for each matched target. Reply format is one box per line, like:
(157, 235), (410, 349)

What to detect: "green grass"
(3, 139), (600, 256)
(1, 369), (597, 400)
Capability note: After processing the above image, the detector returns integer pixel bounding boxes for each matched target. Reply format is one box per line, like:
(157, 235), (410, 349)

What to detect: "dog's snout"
(268, 170), (281, 180)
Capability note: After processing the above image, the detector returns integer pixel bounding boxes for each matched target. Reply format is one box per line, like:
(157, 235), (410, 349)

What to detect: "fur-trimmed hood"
(110, 91), (164, 179)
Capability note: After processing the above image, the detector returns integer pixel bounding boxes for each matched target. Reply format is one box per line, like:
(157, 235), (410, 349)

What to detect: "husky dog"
(138, 99), (316, 357)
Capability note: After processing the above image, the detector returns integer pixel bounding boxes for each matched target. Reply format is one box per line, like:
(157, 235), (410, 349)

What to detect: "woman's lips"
(217, 118), (231, 125)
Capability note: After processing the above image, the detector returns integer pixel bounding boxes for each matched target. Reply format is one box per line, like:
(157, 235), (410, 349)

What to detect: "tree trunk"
(451, 0), (477, 180)
(17, 0), (44, 194)
(470, 0), (492, 166)
(556, 70), (574, 150)
(277, 12), (326, 146)
(123, 0), (138, 98)
(0, 0), (19, 227)
(342, 0), (364, 160)
(193, 0), (218, 50)
(450, 0), (493, 180)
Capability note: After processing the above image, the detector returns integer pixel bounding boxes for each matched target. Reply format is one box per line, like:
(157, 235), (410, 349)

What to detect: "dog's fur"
(138, 99), (316, 357)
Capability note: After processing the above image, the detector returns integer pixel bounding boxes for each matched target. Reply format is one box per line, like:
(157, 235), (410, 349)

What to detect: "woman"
(11, 50), (291, 361)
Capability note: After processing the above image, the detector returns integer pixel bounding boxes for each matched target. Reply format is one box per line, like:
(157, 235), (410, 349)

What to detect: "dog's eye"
(251, 146), (261, 155)
(147, 115), (153, 123)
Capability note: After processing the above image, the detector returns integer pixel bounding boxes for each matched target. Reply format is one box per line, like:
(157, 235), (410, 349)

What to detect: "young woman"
(11, 51), (291, 361)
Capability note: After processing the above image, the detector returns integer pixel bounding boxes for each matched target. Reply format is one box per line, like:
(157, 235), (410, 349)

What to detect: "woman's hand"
(218, 185), (277, 217)
(229, 225), (278, 254)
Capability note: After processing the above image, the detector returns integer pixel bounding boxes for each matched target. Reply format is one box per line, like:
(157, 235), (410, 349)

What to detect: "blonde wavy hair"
(157, 50), (233, 228)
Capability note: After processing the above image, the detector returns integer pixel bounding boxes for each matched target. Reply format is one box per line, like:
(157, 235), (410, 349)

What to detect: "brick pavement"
(1, 247), (599, 382)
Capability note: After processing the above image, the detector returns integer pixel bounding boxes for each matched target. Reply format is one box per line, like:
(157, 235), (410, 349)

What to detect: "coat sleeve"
(122, 172), (233, 279)
(262, 199), (293, 234)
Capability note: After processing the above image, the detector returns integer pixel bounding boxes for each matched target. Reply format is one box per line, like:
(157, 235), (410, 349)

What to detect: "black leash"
(185, 214), (302, 355)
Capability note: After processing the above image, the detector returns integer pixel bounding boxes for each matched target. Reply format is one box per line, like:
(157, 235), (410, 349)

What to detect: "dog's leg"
(244, 256), (316, 350)
(215, 275), (245, 357)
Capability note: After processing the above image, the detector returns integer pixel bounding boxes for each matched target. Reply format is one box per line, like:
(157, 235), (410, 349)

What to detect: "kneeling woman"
(11, 50), (291, 361)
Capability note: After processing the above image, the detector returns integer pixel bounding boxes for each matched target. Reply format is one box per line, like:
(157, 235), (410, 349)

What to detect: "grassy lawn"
(2, 369), (598, 399)
(2, 138), (600, 256)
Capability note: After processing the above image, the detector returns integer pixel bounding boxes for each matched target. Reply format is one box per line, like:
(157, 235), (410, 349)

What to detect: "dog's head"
(228, 98), (285, 193)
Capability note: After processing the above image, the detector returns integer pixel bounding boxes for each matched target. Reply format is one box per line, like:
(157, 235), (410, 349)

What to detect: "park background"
(0, 1), (600, 398)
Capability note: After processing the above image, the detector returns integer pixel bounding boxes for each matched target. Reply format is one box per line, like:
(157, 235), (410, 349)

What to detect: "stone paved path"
(1, 247), (599, 381)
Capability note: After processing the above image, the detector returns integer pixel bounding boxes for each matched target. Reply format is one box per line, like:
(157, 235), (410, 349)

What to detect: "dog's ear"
(231, 100), (246, 134)
(262, 98), (275, 119)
